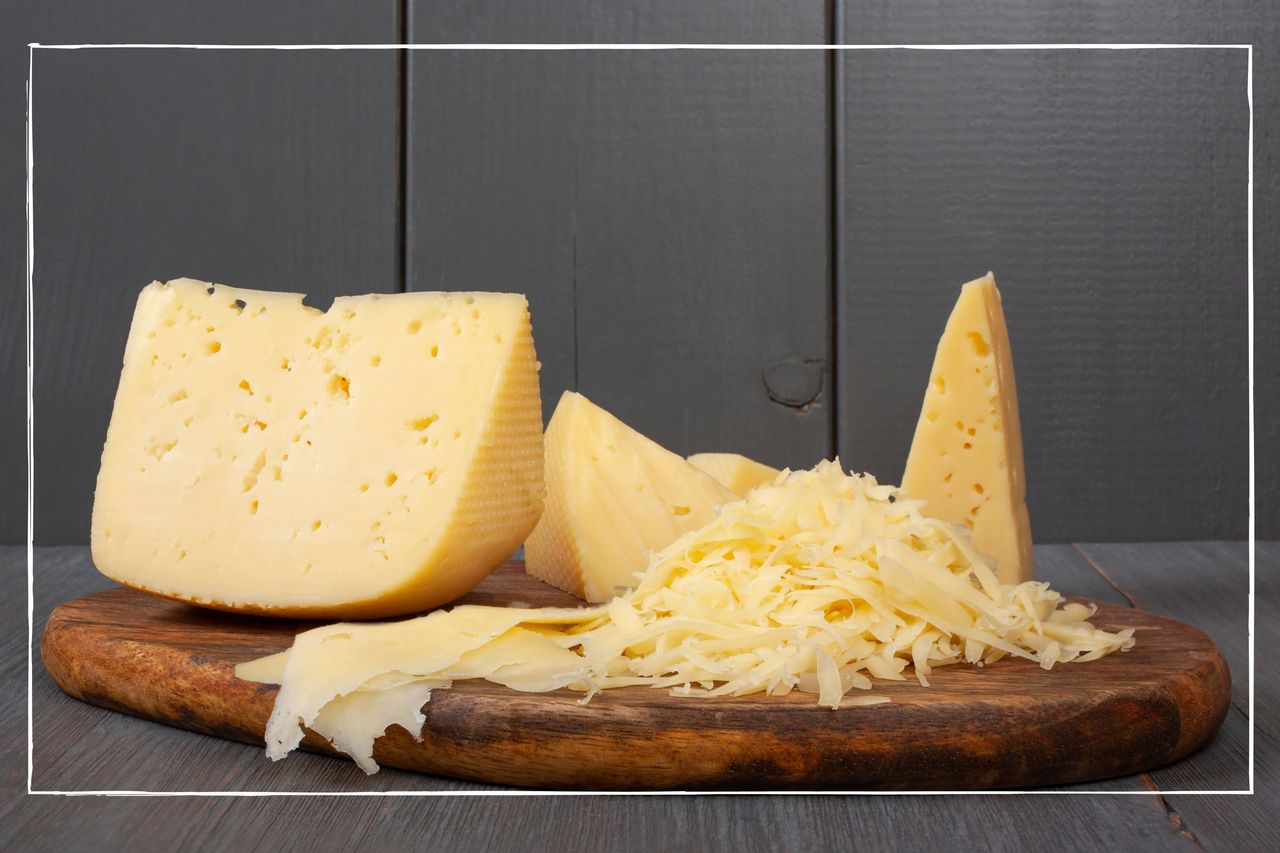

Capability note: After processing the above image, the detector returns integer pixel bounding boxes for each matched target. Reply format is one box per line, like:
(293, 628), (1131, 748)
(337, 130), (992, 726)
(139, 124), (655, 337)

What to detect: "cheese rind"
(687, 452), (782, 495)
(524, 392), (737, 601)
(91, 278), (544, 618)
(901, 273), (1034, 583)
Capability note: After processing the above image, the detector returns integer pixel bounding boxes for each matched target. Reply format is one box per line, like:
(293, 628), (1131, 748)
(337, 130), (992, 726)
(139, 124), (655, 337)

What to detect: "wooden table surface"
(3, 542), (1274, 852)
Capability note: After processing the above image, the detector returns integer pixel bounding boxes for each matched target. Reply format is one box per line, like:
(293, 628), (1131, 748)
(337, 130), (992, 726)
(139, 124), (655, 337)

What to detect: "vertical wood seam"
(1074, 545), (1221, 836)
(1071, 543), (1140, 608)
(828, 0), (842, 461)
(571, 150), (579, 392)
(396, 2), (408, 293)
(1141, 773), (1208, 850)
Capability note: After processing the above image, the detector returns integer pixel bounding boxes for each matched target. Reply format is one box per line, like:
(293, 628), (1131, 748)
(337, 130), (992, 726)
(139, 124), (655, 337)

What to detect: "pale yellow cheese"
(901, 273), (1034, 584)
(524, 391), (737, 602)
(687, 452), (782, 495)
(242, 602), (603, 769)
(91, 278), (545, 618)
(240, 460), (1133, 774)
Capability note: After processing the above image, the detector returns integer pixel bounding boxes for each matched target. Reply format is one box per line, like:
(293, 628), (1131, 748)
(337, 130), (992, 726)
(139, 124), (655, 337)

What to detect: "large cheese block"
(687, 452), (781, 495)
(91, 278), (545, 618)
(901, 273), (1034, 584)
(524, 391), (737, 602)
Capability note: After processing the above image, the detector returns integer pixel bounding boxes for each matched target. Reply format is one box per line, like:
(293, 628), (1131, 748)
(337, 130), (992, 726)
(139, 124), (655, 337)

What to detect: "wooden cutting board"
(41, 561), (1230, 790)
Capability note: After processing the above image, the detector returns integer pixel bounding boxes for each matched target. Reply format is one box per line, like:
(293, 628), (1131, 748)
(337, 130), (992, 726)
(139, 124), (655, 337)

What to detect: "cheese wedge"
(524, 391), (737, 601)
(91, 278), (545, 618)
(901, 273), (1034, 583)
(687, 452), (781, 495)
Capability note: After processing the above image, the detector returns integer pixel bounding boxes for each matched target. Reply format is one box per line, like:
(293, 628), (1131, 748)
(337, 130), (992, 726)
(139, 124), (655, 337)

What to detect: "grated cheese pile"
(238, 460), (1134, 773)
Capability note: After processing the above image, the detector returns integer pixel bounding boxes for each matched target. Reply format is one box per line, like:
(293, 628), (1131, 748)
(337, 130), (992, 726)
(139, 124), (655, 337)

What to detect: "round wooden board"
(41, 562), (1231, 790)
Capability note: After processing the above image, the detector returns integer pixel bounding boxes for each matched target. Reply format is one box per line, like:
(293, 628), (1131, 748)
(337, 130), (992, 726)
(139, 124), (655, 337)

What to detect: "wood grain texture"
(18, 13), (399, 547)
(41, 561), (1230, 791)
(1077, 542), (1255, 799)
(25, 545), (1158, 794)
(1076, 543), (1251, 714)
(405, 2), (831, 469)
(836, 46), (1249, 543)
(16, 545), (1269, 851)
(12, 2), (1273, 548)
(1156, 541), (1280, 849)
(1071, 540), (1271, 852)
(10, 546), (1097, 787)
(4, 8), (404, 545)
(834, 0), (1276, 535)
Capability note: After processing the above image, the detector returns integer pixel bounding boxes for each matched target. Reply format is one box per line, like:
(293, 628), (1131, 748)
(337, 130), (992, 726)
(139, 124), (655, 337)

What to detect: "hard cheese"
(91, 278), (545, 618)
(241, 460), (1133, 774)
(687, 452), (781, 495)
(901, 273), (1034, 584)
(251, 603), (600, 773)
(524, 391), (737, 601)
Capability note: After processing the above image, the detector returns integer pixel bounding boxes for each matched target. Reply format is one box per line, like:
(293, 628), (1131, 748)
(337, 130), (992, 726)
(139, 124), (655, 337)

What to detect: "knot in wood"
(763, 359), (823, 408)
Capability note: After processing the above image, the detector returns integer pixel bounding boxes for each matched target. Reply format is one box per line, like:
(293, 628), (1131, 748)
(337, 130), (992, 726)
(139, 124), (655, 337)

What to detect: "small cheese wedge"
(91, 278), (545, 618)
(524, 391), (737, 601)
(687, 452), (782, 495)
(901, 272), (1034, 584)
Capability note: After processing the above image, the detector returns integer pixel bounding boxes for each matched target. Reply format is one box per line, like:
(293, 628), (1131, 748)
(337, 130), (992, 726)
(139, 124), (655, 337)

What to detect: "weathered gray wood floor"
(2, 543), (1273, 852)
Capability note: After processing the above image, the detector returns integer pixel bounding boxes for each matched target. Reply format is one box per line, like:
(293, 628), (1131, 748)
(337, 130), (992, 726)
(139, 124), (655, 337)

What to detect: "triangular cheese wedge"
(687, 452), (781, 495)
(901, 273), (1034, 583)
(525, 391), (737, 601)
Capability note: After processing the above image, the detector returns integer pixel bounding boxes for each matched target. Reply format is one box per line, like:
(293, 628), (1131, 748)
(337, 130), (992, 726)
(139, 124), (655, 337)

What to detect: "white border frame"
(24, 41), (1255, 798)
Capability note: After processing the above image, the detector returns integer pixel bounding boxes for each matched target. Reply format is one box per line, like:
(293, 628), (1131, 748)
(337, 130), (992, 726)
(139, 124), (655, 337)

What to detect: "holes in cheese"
(901, 273), (1034, 584)
(686, 451), (782, 495)
(90, 278), (545, 618)
(240, 460), (1133, 774)
(524, 391), (738, 602)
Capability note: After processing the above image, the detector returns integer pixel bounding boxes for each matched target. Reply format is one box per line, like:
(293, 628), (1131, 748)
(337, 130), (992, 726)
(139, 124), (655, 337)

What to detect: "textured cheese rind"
(244, 460), (1133, 773)
(91, 278), (544, 618)
(521, 394), (590, 599)
(687, 452), (782, 495)
(524, 391), (737, 602)
(901, 273), (1035, 584)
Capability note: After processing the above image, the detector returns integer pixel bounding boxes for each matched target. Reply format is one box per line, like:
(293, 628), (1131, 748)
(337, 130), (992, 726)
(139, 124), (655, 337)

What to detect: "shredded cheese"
(239, 460), (1134, 773)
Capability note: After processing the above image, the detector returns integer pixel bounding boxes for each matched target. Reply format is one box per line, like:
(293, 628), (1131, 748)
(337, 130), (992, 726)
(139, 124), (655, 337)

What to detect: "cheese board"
(42, 562), (1231, 791)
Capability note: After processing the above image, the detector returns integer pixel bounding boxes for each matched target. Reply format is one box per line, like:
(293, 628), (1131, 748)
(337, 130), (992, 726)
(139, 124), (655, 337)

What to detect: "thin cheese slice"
(312, 682), (444, 775)
(524, 391), (737, 602)
(687, 452), (782, 495)
(91, 278), (545, 618)
(240, 460), (1133, 774)
(251, 604), (601, 764)
(901, 273), (1034, 584)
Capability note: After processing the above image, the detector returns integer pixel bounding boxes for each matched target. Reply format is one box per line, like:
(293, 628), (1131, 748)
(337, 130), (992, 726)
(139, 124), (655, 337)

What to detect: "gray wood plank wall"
(405, 1), (830, 468)
(833, 0), (1276, 541)
(837, 48), (1249, 542)
(3, 1), (1273, 545)
(9, 2), (403, 545)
